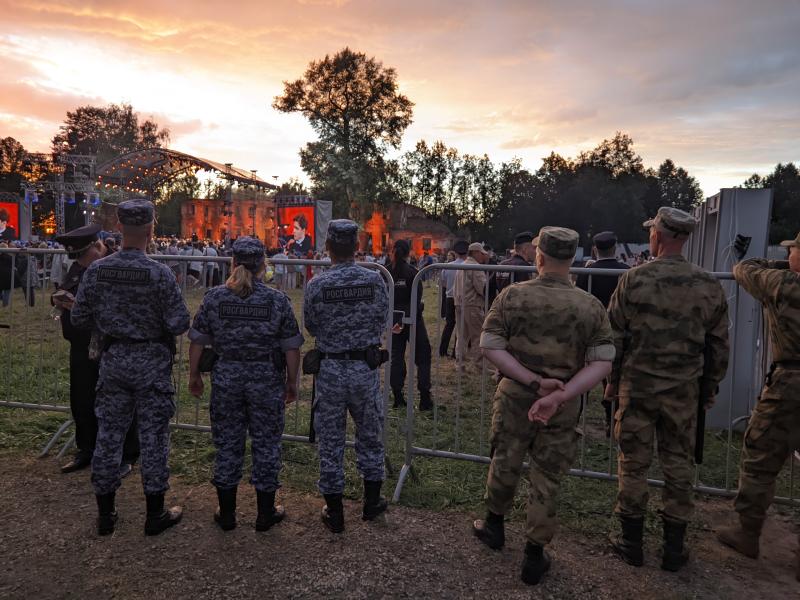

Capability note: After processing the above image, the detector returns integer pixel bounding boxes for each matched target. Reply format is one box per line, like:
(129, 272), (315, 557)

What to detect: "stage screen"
(0, 201), (19, 238)
(277, 205), (315, 256)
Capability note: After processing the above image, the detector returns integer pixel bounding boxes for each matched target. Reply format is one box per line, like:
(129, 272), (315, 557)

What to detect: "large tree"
(742, 163), (800, 244)
(273, 47), (414, 220)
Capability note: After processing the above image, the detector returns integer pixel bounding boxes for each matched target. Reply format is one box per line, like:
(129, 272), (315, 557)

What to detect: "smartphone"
(393, 310), (405, 327)
(52, 290), (75, 302)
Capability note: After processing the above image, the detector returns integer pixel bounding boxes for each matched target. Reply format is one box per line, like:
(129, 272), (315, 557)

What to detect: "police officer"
(474, 227), (615, 585)
(576, 231), (630, 437)
(607, 207), (729, 571)
(495, 231), (537, 294)
(388, 239), (432, 411)
(72, 199), (190, 537)
(53, 224), (139, 476)
(188, 237), (303, 532)
(303, 220), (390, 533)
(717, 231), (800, 581)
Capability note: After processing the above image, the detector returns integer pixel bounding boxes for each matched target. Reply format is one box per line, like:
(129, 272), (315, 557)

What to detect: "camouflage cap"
(779, 231), (800, 248)
(326, 219), (358, 245)
(537, 226), (579, 260)
(232, 236), (265, 261)
(117, 199), (154, 226)
(643, 206), (696, 236)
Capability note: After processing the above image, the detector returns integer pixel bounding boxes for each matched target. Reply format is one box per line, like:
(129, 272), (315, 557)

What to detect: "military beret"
(117, 199), (155, 226)
(326, 219), (358, 245)
(593, 230), (618, 250)
(232, 236), (265, 262)
(55, 223), (101, 257)
(537, 226), (579, 260)
(780, 231), (800, 248)
(643, 206), (696, 236)
(453, 240), (469, 254)
(514, 231), (535, 245)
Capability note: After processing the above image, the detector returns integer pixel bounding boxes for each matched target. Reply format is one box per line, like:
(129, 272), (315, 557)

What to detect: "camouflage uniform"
(480, 227), (615, 546)
(189, 238), (303, 493)
(454, 247), (487, 367)
(609, 212), (729, 524)
(71, 203), (190, 497)
(730, 255), (800, 525)
(303, 225), (389, 495)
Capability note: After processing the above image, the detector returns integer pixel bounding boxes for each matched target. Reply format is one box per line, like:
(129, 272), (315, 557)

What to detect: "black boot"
(322, 493), (344, 533)
(609, 515), (644, 567)
(392, 388), (406, 408)
(255, 490), (286, 531)
(419, 389), (433, 412)
(363, 480), (388, 521)
(661, 518), (689, 572)
(96, 492), (118, 536)
(214, 486), (237, 531)
(144, 493), (183, 536)
(472, 511), (505, 550)
(520, 542), (551, 585)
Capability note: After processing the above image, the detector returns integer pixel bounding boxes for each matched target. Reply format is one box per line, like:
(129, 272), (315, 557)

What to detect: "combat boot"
(322, 493), (344, 533)
(716, 515), (762, 559)
(419, 389), (433, 412)
(609, 515), (644, 567)
(661, 518), (689, 572)
(520, 542), (551, 585)
(363, 480), (388, 521)
(213, 486), (237, 531)
(472, 511), (505, 550)
(255, 490), (285, 531)
(392, 388), (406, 408)
(144, 493), (183, 536)
(96, 492), (118, 536)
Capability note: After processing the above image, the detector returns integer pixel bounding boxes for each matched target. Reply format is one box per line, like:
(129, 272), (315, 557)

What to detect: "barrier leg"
(392, 462), (413, 503)
(39, 419), (74, 458)
(56, 434), (76, 460)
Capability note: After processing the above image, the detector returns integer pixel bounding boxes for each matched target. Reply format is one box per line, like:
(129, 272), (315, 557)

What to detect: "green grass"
(1, 280), (798, 537)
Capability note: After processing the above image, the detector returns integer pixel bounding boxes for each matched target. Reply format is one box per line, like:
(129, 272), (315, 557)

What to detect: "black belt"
(773, 360), (800, 370)
(320, 350), (368, 361)
(222, 354), (274, 362)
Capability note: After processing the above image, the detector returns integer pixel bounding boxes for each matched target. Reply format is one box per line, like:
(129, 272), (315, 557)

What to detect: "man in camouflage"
(454, 242), (489, 371)
(72, 199), (190, 537)
(303, 219), (390, 533)
(473, 227), (615, 586)
(607, 206), (729, 571)
(717, 231), (800, 581)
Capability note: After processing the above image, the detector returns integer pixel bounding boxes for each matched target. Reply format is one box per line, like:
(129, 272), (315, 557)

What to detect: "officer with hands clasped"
(188, 236), (303, 532)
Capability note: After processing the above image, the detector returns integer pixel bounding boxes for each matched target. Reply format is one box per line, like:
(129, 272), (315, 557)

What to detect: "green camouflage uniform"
(480, 227), (615, 546)
(732, 257), (800, 524)
(608, 254), (729, 523)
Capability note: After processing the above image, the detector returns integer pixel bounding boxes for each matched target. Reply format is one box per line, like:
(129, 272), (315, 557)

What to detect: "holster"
(272, 348), (286, 373)
(365, 346), (389, 370)
(303, 348), (321, 375)
(198, 347), (218, 373)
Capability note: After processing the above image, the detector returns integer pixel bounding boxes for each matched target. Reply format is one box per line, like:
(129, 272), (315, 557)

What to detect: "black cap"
(593, 231), (618, 250)
(453, 240), (469, 254)
(514, 231), (535, 245)
(393, 239), (410, 254)
(55, 223), (101, 257)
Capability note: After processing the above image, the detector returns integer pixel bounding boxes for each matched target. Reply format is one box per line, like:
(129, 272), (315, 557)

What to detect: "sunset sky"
(1, 0), (798, 195)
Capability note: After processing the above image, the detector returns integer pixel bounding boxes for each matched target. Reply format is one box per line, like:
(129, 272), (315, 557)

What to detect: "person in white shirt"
(439, 242), (467, 357)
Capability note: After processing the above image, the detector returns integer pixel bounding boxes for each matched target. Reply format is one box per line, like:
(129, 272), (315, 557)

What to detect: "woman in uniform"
(188, 237), (302, 531)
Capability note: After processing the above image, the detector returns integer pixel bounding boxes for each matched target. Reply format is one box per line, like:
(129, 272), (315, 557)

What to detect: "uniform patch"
(97, 266), (151, 284)
(322, 284), (375, 303)
(219, 302), (272, 320)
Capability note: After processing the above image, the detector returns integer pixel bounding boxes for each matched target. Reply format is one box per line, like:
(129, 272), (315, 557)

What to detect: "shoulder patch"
(97, 266), (150, 284)
(322, 284), (375, 303)
(219, 302), (272, 320)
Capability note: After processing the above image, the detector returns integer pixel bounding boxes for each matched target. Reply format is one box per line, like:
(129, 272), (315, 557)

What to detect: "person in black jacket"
(53, 224), (140, 475)
(496, 231), (537, 294)
(389, 239), (433, 411)
(575, 230), (630, 436)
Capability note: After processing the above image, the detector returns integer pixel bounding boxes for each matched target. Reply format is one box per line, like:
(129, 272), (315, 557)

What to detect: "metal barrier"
(391, 261), (799, 508)
(0, 248), (397, 469)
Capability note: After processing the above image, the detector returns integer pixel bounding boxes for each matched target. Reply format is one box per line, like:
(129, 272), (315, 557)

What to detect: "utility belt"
(199, 348), (286, 373)
(302, 345), (388, 374)
(765, 360), (800, 386)
(103, 334), (177, 356)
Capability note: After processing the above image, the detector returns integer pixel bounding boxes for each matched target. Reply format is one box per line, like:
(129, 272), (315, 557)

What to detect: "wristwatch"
(527, 376), (541, 395)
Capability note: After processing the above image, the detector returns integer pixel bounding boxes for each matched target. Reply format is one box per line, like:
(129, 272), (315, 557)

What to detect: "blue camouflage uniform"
(304, 221), (389, 495)
(189, 237), (303, 492)
(71, 200), (190, 497)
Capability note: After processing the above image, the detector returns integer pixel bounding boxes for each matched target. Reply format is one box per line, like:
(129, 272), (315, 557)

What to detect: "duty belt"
(319, 350), (369, 361)
(773, 360), (800, 370)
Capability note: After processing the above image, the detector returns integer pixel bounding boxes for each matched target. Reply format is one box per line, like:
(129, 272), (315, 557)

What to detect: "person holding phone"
(388, 239), (433, 411)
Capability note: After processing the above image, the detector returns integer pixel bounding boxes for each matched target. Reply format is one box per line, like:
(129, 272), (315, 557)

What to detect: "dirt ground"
(0, 456), (797, 600)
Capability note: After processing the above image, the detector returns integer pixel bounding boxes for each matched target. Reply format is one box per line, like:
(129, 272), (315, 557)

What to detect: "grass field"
(1, 274), (798, 537)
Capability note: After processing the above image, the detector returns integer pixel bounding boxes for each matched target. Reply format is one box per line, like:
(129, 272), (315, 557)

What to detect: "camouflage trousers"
(734, 367), (800, 523)
(614, 382), (698, 523)
(315, 359), (384, 494)
(455, 305), (484, 367)
(210, 361), (285, 492)
(485, 379), (580, 546)
(92, 344), (175, 496)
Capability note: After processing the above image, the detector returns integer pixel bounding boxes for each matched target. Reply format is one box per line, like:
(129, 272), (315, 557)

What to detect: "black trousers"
(439, 297), (456, 356)
(391, 317), (432, 393)
(69, 344), (140, 462)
